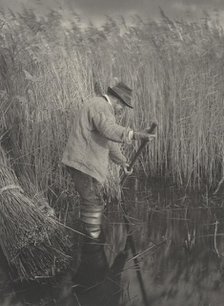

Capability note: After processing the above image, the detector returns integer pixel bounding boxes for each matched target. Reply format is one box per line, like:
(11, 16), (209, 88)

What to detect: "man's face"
(114, 98), (126, 116)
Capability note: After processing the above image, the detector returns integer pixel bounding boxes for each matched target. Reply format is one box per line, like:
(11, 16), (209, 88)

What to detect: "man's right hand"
(133, 131), (156, 141)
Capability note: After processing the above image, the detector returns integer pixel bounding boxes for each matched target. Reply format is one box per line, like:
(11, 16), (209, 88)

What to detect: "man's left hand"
(122, 163), (133, 176)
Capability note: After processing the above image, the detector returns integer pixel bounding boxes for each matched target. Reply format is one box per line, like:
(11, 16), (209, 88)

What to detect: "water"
(1, 178), (224, 305)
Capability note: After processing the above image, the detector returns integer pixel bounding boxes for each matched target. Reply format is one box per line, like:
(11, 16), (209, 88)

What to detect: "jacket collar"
(102, 94), (114, 114)
(103, 94), (112, 105)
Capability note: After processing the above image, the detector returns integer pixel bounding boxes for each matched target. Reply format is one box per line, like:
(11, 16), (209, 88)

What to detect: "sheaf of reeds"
(0, 146), (71, 280)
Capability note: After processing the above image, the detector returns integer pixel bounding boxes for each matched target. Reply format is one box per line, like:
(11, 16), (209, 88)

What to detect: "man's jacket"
(62, 96), (132, 184)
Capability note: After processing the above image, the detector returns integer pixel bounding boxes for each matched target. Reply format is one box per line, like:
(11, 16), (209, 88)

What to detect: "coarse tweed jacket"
(62, 96), (132, 184)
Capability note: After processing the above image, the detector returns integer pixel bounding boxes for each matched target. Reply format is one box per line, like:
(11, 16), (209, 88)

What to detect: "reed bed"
(0, 9), (224, 207)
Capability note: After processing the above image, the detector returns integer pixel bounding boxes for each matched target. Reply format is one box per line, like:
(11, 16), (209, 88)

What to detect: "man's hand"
(133, 131), (156, 141)
(122, 163), (133, 176)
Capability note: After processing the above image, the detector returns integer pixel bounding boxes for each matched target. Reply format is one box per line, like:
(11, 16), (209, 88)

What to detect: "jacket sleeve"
(108, 142), (127, 165)
(91, 106), (132, 143)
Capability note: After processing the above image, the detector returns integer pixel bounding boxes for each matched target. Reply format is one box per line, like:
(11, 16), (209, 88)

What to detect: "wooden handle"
(121, 122), (157, 186)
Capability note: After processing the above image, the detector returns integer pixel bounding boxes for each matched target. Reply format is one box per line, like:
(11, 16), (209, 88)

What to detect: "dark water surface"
(1, 178), (224, 306)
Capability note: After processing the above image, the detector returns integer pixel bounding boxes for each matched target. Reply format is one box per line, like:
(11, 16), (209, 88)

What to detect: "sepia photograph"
(0, 0), (224, 305)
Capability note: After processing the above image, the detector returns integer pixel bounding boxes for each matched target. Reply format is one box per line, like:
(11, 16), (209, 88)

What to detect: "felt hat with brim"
(108, 82), (133, 109)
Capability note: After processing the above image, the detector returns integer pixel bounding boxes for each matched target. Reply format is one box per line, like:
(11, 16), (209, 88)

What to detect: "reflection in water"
(58, 231), (129, 306)
(0, 248), (15, 305)
(1, 179), (224, 305)
(119, 179), (224, 306)
(75, 234), (128, 306)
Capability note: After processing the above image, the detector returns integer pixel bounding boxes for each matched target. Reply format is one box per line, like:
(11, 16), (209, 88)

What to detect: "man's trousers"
(66, 166), (104, 239)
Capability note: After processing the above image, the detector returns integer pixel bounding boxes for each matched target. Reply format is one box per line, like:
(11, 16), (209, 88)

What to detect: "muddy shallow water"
(1, 178), (224, 306)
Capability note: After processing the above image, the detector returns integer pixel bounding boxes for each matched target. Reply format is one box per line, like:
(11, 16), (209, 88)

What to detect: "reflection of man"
(72, 232), (128, 306)
(62, 82), (154, 239)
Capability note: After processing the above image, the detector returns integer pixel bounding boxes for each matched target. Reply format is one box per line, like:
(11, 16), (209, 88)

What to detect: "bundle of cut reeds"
(0, 146), (71, 281)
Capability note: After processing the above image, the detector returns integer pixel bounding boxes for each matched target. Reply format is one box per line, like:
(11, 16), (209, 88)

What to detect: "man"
(62, 82), (155, 239)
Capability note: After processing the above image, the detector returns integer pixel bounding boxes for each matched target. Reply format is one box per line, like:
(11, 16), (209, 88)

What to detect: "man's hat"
(107, 82), (133, 109)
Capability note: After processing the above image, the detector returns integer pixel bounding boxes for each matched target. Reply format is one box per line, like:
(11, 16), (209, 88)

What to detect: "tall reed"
(0, 9), (224, 204)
